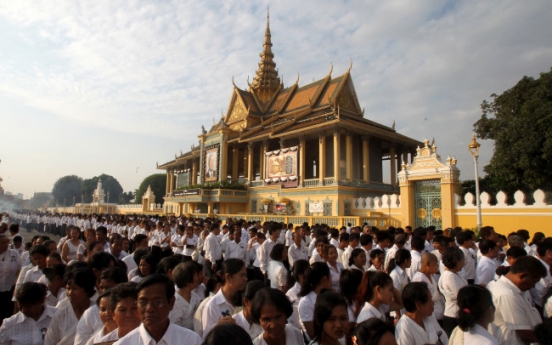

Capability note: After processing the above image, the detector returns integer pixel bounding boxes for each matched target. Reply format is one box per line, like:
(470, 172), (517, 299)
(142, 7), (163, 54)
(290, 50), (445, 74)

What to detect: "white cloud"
(0, 0), (551, 196)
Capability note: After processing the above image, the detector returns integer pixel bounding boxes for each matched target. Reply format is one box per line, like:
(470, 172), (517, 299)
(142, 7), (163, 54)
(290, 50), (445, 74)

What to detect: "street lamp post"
(468, 132), (482, 230)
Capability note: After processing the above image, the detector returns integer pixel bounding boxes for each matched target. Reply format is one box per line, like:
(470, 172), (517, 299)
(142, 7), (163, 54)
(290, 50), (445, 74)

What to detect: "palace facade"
(158, 14), (422, 218)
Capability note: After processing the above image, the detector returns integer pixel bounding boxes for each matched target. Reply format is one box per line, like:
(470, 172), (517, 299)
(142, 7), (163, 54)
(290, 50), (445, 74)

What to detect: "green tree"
(135, 174), (167, 205)
(474, 67), (552, 194)
(81, 174), (124, 204)
(52, 175), (83, 206)
(118, 191), (135, 204)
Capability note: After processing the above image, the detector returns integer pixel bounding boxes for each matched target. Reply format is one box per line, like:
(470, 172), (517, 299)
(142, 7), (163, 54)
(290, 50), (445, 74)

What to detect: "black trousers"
(0, 288), (15, 323)
(203, 259), (223, 278)
(442, 315), (458, 337)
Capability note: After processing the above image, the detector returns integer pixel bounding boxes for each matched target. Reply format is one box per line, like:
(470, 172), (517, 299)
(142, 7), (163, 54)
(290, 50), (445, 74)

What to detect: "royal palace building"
(158, 14), (422, 218)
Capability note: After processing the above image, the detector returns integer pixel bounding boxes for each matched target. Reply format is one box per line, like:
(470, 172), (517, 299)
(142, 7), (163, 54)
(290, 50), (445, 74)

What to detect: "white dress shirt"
(341, 246), (354, 269)
(530, 257), (552, 307)
(449, 323), (498, 345)
(268, 260), (287, 289)
(0, 305), (56, 345)
(0, 248), (22, 291)
(183, 234), (198, 256)
(383, 244), (399, 272)
(438, 270), (467, 318)
(201, 289), (236, 339)
(259, 238), (276, 274)
(489, 275), (542, 345)
(74, 304), (102, 345)
(412, 272), (444, 320)
(357, 302), (387, 324)
(252, 324), (303, 345)
(169, 291), (201, 330)
(203, 233), (222, 263)
(328, 262), (343, 293)
(114, 322), (201, 345)
(406, 250), (422, 281)
(288, 243), (308, 268)
(395, 314), (448, 345)
(225, 240), (247, 261)
(460, 246), (477, 280)
(286, 282), (302, 330)
(475, 256), (498, 286)
(44, 301), (92, 345)
(298, 291), (317, 341)
(233, 310), (263, 340)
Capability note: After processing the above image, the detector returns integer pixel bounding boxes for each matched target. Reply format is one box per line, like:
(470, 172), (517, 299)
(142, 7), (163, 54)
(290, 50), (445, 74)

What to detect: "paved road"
(19, 226), (63, 244)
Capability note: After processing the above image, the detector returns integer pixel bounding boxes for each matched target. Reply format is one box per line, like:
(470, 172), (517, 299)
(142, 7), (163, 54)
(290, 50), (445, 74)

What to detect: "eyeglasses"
(137, 298), (168, 309)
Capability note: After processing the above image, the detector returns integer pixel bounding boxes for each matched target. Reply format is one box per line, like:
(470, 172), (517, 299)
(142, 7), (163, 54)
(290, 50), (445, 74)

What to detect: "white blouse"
(413, 272), (445, 320)
(395, 314), (448, 345)
(356, 302), (387, 324)
(268, 260), (287, 289)
(449, 324), (498, 345)
(328, 262), (343, 293)
(252, 324), (303, 345)
(438, 270), (467, 318)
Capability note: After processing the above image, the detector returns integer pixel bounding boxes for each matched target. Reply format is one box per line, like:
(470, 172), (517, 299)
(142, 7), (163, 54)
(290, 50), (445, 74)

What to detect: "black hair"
(43, 263), (66, 282)
(530, 232), (546, 246)
(369, 249), (384, 266)
(510, 256), (547, 279)
(29, 244), (49, 257)
(348, 248), (365, 267)
(88, 252), (116, 272)
(535, 319), (552, 345)
(357, 271), (393, 313)
(173, 262), (199, 289)
(202, 323), (253, 345)
(157, 256), (181, 275)
(96, 226), (107, 235)
(313, 291), (348, 342)
(243, 280), (266, 303)
(360, 234), (373, 246)
(110, 282), (138, 312)
(339, 233), (350, 242)
(402, 282), (431, 312)
(65, 267), (97, 297)
(220, 258), (246, 286)
(205, 274), (223, 298)
(269, 243), (286, 261)
(354, 318), (395, 345)
(300, 262), (330, 297)
(330, 229), (339, 239)
(100, 266), (128, 284)
(339, 269), (363, 307)
(289, 259), (309, 288)
(349, 232), (360, 242)
(479, 226), (495, 240)
(134, 234), (148, 245)
(516, 229), (530, 242)
(96, 288), (113, 307)
(375, 231), (388, 243)
(479, 239), (497, 255)
(442, 247), (464, 269)
(15, 282), (47, 305)
(250, 288), (293, 323)
(536, 238), (552, 258)
(138, 254), (159, 277)
(457, 285), (494, 331)
(133, 248), (149, 265)
(387, 248), (411, 274)
(410, 236), (425, 251)
(456, 231), (472, 245)
(137, 273), (175, 301)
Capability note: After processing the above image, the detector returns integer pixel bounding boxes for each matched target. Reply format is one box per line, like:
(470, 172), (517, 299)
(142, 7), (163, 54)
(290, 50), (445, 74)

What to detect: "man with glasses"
(114, 274), (201, 345)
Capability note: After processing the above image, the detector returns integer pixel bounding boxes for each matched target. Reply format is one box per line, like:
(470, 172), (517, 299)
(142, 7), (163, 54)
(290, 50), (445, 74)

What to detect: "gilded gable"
(228, 95), (248, 123)
(336, 81), (359, 113)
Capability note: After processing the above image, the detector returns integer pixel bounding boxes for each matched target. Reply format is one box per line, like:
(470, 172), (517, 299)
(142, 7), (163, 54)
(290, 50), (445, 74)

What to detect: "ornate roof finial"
(251, 7), (281, 104)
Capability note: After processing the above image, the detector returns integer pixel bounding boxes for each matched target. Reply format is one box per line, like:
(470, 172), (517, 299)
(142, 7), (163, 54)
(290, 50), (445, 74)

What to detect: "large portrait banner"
(204, 143), (220, 182)
(264, 146), (299, 187)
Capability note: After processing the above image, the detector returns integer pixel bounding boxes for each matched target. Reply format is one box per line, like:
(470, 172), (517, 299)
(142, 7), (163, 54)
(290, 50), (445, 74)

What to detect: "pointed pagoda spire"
(251, 8), (281, 104)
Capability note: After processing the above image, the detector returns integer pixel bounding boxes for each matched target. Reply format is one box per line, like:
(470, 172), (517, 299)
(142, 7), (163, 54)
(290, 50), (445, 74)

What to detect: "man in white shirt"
(530, 239), (552, 308)
(406, 236), (425, 281)
(259, 223), (281, 275)
(342, 232), (360, 269)
(384, 234), (406, 273)
(288, 231), (308, 268)
(488, 256), (546, 345)
(225, 228), (247, 261)
(115, 274), (201, 345)
(457, 231), (476, 284)
(203, 223), (222, 277)
(475, 239), (499, 286)
(0, 234), (22, 322)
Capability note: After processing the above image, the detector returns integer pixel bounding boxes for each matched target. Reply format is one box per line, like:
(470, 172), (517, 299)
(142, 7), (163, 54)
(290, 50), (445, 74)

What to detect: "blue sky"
(1, 0), (551, 199)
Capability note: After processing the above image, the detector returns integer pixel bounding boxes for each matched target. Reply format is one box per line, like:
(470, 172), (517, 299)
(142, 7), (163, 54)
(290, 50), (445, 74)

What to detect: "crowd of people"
(1, 210), (552, 345)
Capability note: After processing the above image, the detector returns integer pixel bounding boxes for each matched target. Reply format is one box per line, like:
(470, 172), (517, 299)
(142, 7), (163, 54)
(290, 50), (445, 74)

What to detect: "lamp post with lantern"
(468, 132), (482, 230)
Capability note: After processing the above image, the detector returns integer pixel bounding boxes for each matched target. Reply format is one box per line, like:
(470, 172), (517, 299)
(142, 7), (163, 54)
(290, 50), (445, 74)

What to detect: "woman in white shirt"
(286, 260), (309, 330)
(310, 291), (349, 345)
(412, 252), (445, 322)
(96, 282), (141, 344)
(268, 243), (288, 291)
(325, 244), (344, 293)
(339, 269), (364, 328)
(395, 282), (448, 345)
(298, 262), (332, 341)
(251, 288), (303, 345)
(449, 285), (498, 345)
(357, 271), (403, 325)
(388, 249), (411, 292)
(438, 246), (468, 337)
(182, 226), (198, 261)
(349, 248), (367, 273)
(232, 280), (265, 340)
(61, 227), (84, 263)
(85, 290), (117, 345)
(170, 226), (185, 255)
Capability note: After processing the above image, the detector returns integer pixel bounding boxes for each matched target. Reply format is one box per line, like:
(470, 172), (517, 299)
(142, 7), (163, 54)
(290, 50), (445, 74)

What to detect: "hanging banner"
(309, 202), (323, 213)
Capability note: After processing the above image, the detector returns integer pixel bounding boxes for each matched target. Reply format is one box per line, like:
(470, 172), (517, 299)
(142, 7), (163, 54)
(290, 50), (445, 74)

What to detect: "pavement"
(19, 226), (63, 244)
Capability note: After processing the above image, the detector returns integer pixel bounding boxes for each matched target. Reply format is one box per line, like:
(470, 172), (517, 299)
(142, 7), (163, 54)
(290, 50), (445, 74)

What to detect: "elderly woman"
(395, 282), (447, 345)
(0, 282), (56, 345)
(95, 283), (141, 343)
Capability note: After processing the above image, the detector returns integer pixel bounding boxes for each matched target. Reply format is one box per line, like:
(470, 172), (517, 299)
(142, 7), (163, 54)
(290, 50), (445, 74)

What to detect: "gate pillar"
(397, 139), (460, 229)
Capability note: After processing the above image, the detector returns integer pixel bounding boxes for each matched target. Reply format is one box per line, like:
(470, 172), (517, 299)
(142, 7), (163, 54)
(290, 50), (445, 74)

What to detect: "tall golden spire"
(251, 8), (281, 104)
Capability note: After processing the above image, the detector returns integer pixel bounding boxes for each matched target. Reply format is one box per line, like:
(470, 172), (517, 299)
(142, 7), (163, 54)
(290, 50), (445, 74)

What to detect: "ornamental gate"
(414, 179), (442, 228)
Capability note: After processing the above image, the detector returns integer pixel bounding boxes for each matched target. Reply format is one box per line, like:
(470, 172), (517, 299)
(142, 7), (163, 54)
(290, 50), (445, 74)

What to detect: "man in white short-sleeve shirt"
(488, 256), (546, 345)
(475, 239), (499, 286)
(288, 231), (308, 268)
(115, 274), (201, 345)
